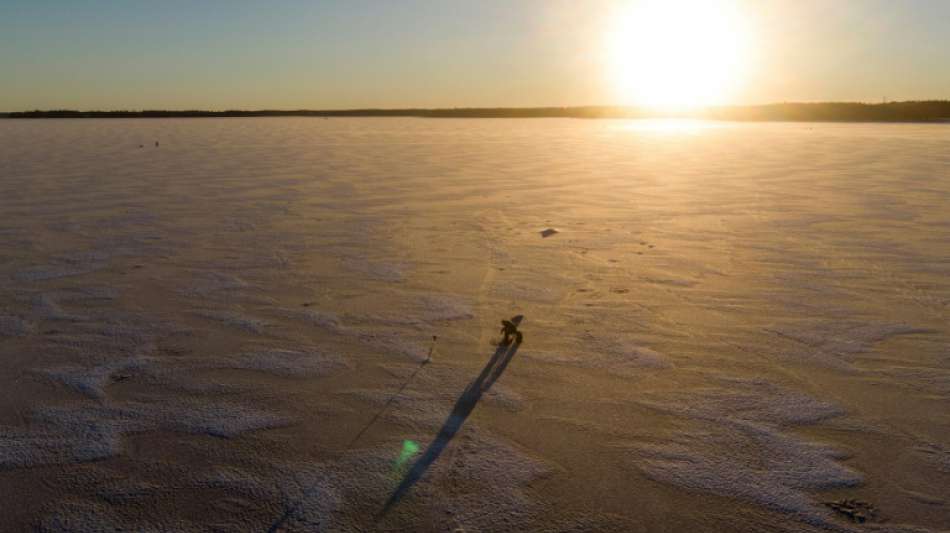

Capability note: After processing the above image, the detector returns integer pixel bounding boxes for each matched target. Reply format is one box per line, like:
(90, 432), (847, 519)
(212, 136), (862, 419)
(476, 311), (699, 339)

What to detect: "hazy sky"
(2, 0), (949, 110)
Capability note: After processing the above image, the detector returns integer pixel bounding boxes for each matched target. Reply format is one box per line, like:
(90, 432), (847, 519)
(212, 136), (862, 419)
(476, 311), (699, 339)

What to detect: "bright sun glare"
(607, 0), (751, 110)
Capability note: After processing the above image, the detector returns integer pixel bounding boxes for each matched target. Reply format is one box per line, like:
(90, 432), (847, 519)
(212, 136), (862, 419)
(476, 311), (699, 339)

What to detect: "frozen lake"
(1, 117), (949, 531)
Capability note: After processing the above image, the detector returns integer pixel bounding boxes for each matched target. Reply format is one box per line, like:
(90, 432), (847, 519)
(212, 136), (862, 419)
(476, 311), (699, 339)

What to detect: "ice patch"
(899, 488), (947, 506)
(195, 310), (268, 334)
(38, 321), (160, 357)
(209, 348), (350, 378)
(11, 249), (120, 283)
(59, 286), (120, 301)
(769, 321), (931, 369)
(0, 422), (121, 469)
(88, 210), (160, 230)
(583, 337), (675, 373)
(415, 295), (474, 322)
(355, 330), (431, 362)
(523, 337), (673, 374)
(862, 525), (945, 533)
(41, 356), (152, 399)
(138, 401), (291, 437)
(39, 501), (198, 533)
(40, 345), (346, 400)
(640, 276), (699, 288)
(0, 400), (291, 470)
(344, 258), (409, 282)
(96, 480), (166, 505)
(912, 444), (950, 473)
(13, 263), (108, 283)
(869, 366), (950, 397)
(610, 344), (674, 370)
(636, 378), (844, 426)
(0, 315), (33, 337)
(353, 294), (473, 328)
(490, 281), (562, 304)
(627, 378), (857, 526)
(182, 272), (249, 296)
(32, 293), (83, 321)
(274, 307), (342, 332)
(628, 421), (861, 524)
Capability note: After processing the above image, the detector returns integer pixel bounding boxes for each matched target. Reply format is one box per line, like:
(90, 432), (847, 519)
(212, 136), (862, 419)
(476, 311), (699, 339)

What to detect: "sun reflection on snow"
(611, 118), (729, 134)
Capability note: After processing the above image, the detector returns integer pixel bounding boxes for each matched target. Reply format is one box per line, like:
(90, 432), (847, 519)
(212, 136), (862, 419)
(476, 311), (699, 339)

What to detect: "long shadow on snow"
(378, 317), (523, 517)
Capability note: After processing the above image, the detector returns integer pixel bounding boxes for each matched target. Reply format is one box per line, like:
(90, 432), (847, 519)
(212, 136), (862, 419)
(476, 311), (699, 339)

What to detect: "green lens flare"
(395, 439), (421, 469)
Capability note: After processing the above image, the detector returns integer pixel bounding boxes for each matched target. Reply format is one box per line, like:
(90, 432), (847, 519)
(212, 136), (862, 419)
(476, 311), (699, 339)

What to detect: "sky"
(2, 0), (949, 111)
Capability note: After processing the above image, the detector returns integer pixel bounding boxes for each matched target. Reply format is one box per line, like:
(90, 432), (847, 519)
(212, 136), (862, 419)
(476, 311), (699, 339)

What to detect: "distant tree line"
(1, 107), (648, 119)
(704, 101), (950, 122)
(3, 101), (950, 122)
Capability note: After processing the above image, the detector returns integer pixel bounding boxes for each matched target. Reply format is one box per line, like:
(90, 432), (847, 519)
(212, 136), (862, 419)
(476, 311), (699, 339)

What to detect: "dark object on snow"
(500, 316), (524, 345)
(424, 335), (437, 364)
(824, 499), (878, 523)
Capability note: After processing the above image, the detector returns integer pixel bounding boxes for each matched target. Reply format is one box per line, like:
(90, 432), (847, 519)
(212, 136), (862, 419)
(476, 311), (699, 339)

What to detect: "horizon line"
(4, 99), (950, 114)
(4, 101), (950, 122)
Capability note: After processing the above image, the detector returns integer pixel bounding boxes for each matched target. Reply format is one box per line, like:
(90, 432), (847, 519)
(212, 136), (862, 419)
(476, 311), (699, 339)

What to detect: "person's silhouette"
(499, 318), (523, 345)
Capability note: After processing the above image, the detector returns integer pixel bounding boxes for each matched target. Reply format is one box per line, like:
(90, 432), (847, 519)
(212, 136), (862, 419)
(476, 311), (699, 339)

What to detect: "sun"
(606, 0), (751, 110)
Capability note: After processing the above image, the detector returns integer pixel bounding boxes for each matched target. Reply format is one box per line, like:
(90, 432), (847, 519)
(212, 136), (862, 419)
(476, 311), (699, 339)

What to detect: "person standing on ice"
(499, 318), (523, 345)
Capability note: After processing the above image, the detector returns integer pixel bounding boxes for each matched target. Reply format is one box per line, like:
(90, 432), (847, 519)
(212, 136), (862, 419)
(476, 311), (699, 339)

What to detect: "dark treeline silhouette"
(1, 107), (649, 119)
(3, 101), (950, 122)
(705, 101), (950, 122)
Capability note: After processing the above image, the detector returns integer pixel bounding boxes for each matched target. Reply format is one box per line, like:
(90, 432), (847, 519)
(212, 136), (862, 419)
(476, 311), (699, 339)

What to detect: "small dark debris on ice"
(824, 499), (878, 523)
